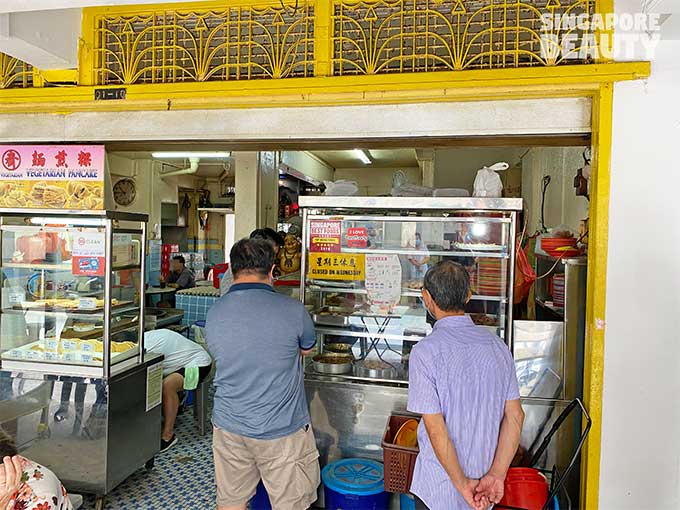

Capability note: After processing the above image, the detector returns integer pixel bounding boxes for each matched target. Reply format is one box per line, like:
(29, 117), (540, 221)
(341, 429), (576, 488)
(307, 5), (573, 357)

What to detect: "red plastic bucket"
(506, 468), (546, 482)
(499, 478), (548, 510)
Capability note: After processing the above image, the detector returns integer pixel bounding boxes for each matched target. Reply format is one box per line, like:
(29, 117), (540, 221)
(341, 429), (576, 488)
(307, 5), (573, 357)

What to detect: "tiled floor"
(82, 409), (216, 509)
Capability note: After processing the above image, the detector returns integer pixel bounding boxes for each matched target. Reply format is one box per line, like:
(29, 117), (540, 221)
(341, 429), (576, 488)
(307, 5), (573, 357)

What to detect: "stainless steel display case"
(0, 210), (160, 507)
(299, 196), (522, 384)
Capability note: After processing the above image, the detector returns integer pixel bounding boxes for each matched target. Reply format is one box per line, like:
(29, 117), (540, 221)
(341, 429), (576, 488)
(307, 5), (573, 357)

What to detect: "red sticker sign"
(309, 220), (342, 253)
(347, 227), (368, 248)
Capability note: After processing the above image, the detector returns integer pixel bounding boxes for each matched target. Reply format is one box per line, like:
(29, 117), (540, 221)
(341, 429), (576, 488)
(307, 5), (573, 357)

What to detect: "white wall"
(434, 147), (526, 191)
(281, 151), (334, 182)
(334, 167), (421, 196)
(521, 147), (590, 235)
(599, 3), (680, 508)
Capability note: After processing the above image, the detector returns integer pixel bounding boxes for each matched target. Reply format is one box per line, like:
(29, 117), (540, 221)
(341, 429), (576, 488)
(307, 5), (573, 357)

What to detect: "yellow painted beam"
(0, 62), (650, 114)
(581, 82), (614, 510)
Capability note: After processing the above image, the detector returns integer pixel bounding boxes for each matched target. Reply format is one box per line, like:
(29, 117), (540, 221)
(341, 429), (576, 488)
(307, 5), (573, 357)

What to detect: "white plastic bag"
(472, 162), (509, 198)
(323, 180), (359, 196)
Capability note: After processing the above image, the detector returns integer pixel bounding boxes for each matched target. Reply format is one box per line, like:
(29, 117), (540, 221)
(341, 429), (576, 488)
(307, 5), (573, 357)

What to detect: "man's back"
(408, 315), (519, 509)
(206, 283), (316, 440)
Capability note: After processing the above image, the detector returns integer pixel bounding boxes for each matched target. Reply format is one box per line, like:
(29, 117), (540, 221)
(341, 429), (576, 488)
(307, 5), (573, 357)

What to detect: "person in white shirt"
(144, 329), (212, 452)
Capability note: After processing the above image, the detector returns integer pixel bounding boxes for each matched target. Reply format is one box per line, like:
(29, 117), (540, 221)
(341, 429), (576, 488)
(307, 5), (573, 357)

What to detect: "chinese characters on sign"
(308, 253), (365, 281)
(0, 145), (105, 210)
(309, 220), (342, 253)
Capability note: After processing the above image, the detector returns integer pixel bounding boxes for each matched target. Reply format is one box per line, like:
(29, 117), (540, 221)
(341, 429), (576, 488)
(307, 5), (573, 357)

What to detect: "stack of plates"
(476, 259), (504, 296)
(553, 274), (565, 308)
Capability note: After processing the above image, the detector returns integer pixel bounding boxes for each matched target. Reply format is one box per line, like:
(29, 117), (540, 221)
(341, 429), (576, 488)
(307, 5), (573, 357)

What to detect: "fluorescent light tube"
(151, 151), (231, 159)
(352, 149), (372, 165)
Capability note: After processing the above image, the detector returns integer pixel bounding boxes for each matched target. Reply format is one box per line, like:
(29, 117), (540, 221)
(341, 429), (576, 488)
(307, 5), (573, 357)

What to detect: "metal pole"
(139, 220), (147, 364)
(103, 221), (112, 378)
(507, 211), (517, 353)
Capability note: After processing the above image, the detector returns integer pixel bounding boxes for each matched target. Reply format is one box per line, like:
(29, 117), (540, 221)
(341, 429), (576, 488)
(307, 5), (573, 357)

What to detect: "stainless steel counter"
(0, 353), (163, 498)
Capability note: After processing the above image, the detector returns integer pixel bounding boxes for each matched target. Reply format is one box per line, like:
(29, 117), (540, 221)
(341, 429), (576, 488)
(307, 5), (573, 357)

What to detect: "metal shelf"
(336, 247), (509, 258)
(535, 298), (564, 317)
(315, 326), (427, 342)
(307, 284), (507, 303)
(0, 304), (138, 319)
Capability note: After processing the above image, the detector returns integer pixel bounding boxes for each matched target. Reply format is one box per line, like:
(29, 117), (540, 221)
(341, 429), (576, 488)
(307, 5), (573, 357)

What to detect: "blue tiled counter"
(175, 285), (221, 327)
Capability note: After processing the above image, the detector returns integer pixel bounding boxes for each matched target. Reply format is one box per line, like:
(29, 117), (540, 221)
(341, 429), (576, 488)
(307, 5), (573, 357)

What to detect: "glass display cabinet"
(300, 196), (522, 385)
(0, 210), (161, 507)
(0, 212), (147, 376)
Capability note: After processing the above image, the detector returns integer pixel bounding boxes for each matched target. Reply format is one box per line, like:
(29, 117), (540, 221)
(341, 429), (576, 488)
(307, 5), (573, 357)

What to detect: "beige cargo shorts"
(213, 425), (320, 510)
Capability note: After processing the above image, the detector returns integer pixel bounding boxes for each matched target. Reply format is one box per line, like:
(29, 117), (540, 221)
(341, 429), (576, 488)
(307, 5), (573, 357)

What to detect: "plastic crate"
(382, 415), (420, 494)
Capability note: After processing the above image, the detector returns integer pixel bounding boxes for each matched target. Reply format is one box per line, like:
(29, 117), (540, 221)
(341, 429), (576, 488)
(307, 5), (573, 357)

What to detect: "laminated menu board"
(0, 145), (105, 210)
(309, 220), (342, 253)
(365, 254), (402, 310)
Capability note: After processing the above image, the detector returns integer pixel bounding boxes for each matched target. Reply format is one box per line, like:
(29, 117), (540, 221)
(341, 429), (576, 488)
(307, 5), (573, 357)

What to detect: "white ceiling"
(310, 149), (419, 169)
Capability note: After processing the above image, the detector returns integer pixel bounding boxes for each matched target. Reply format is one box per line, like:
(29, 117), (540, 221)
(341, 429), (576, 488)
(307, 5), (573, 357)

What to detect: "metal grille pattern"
(93, 5), (314, 85)
(332, 0), (595, 75)
(0, 52), (33, 89)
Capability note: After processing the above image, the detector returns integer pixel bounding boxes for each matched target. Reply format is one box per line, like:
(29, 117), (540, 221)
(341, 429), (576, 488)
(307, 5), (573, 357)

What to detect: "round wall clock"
(113, 177), (137, 207)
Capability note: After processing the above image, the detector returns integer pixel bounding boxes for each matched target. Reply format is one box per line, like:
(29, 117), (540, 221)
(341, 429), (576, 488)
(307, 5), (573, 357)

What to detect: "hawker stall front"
(301, 196), (587, 507)
(0, 145), (161, 509)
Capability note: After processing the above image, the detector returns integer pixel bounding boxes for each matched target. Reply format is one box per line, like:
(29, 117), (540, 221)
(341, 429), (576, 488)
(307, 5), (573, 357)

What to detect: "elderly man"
(206, 237), (319, 510)
(408, 261), (524, 510)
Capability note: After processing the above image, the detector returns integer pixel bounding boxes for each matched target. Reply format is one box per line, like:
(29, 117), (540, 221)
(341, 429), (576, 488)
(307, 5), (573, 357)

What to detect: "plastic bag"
(473, 162), (509, 198)
(323, 180), (359, 196)
(391, 183), (433, 197)
(514, 241), (536, 304)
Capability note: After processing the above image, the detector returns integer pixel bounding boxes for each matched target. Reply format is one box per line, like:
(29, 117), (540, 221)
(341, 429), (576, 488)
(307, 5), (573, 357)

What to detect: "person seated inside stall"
(144, 328), (212, 452)
(161, 255), (196, 290)
(0, 429), (74, 510)
(219, 228), (284, 295)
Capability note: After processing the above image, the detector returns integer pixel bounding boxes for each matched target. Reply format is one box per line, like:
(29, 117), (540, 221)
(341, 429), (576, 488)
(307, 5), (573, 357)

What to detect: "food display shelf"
(338, 247), (510, 258)
(307, 284), (508, 302)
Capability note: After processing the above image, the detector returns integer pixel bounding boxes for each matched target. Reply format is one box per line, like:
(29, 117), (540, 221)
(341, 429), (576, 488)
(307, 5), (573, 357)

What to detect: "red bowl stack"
(541, 237), (579, 258)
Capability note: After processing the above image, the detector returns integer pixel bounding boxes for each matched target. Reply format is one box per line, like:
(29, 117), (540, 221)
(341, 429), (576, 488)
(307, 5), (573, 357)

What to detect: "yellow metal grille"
(92, 4), (315, 85)
(0, 52), (33, 89)
(332, 0), (596, 75)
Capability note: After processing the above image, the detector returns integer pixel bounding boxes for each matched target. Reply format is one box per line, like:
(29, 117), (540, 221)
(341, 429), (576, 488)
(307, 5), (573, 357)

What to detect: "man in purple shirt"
(407, 261), (524, 510)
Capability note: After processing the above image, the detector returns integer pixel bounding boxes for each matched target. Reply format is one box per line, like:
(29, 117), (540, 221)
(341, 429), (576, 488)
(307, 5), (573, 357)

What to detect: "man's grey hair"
(423, 260), (470, 312)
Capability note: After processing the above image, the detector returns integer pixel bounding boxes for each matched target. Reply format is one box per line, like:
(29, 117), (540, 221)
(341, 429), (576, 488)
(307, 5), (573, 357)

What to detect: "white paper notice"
(146, 362), (163, 412)
(365, 254), (402, 311)
(72, 230), (105, 257)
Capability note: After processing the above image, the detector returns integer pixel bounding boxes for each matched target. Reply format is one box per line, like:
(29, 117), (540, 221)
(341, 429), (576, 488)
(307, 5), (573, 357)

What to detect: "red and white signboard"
(72, 230), (106, 276)
(346, 227), (368, 248)
(0, 145), (105, 210)
(309, 220), (342, 253)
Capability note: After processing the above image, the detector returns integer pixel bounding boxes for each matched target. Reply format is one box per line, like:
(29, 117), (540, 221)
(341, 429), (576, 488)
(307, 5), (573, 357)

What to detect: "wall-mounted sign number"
(94, 88), (127, 100)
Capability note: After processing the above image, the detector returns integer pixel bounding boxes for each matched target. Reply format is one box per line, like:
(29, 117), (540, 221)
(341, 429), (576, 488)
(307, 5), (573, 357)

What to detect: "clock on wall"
(113, 177), (137, 207)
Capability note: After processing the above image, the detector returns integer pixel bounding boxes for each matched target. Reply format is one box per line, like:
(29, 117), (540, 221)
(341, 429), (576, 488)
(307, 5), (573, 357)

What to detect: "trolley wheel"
(145, 457), (155, 471)
(95, 496), (105, 510)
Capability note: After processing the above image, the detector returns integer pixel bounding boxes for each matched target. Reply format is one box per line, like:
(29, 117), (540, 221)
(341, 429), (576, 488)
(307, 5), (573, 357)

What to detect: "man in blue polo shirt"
(206, 237), (319, 510)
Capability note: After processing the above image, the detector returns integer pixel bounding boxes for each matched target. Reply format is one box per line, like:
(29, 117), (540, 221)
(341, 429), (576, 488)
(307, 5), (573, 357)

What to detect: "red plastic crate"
(382, 415), (420, 494)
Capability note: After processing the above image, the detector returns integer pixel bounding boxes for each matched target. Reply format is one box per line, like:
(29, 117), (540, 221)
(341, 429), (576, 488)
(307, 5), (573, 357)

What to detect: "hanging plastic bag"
(323, 180), (359, 196)
(473, 162), (509, 198)
(514, 240), (536, 304)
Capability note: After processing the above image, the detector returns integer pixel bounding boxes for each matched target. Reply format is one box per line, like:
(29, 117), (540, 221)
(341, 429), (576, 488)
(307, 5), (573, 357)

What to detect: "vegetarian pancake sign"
(0, 145), (105, 210)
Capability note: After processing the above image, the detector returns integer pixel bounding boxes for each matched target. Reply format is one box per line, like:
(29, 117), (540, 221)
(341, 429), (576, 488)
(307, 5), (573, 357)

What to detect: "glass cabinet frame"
(299, 196), (522, 384)
(0, 209), (148, 379)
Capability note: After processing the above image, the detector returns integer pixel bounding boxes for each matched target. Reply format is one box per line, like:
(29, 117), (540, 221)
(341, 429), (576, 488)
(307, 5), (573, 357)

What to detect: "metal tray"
(354, 361), (397, 380)
(311, 306), (354, 327)
(312, 354), (353, 375)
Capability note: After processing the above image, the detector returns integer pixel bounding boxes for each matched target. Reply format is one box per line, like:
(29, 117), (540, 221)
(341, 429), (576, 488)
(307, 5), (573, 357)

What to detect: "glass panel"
(0, 221), (144, 369)
(304, 211), (514, 383)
